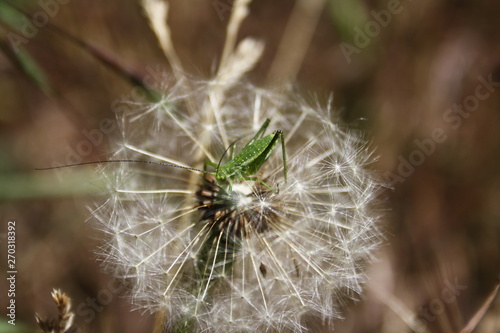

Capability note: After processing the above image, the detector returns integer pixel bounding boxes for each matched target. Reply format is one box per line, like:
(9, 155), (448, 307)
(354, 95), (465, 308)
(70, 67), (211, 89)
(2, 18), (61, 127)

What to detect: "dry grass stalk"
(460, 280), (500, 333)
(35, 289), (77, 333)
(197, 0), (257, 165)
(266, 0), (327, 85)
(218, 0), (252, 72)
(141, 0), (183, 77)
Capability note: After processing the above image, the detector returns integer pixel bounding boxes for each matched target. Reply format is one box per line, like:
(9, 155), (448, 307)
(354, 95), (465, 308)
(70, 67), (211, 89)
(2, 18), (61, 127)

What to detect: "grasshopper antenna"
(35, 160), (209, 174)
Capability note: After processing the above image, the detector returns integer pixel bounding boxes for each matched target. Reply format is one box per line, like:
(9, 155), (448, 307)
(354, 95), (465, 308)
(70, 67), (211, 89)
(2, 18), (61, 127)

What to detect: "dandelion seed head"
(93, 80), (383, 332)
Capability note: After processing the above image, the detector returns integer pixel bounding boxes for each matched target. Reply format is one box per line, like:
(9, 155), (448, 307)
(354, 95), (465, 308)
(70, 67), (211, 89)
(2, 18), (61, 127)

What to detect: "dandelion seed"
(93, 82), (382, 332)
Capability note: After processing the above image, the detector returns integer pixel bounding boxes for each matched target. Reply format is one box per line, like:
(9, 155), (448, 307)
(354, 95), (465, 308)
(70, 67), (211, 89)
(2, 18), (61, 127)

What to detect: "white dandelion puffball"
(94, 81), (382, 332)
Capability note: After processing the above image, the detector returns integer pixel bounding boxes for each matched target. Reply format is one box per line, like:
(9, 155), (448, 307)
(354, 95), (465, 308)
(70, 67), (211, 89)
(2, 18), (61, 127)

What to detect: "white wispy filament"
(93, 82), (382, 332)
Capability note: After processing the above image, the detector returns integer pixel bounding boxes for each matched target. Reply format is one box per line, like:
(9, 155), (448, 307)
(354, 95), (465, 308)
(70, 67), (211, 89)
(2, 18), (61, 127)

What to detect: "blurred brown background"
(0, 0), (499, 332)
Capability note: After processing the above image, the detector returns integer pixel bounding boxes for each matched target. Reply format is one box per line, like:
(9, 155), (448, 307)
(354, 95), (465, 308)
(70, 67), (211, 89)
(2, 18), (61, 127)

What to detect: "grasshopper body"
(207, 119), (287, 190)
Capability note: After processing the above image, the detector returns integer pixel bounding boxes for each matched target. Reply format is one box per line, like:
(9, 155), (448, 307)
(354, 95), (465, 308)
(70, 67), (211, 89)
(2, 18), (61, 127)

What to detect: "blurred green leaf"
(0, 1), (52, 93)
(0, 1), (28, 32)
(0, 319), (32, 333)
(0, 170), (106, 200)
(0, 41), (53, 94)
(328, 0), (369, 40)
(14, 47), (51, 91)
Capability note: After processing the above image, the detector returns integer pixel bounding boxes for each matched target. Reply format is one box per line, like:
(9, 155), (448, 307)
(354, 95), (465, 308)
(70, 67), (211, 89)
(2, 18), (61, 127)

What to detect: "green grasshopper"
(37, 119), (287, 190)
(206, 118), (287, 190)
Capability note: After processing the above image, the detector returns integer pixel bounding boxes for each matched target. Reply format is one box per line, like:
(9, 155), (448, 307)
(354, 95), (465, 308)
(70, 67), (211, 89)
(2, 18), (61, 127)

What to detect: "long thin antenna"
(35, 160), (208, 174)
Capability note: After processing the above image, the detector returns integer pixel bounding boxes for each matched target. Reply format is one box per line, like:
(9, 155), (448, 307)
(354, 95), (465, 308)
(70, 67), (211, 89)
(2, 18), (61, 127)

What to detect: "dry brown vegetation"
(0, 0), (498, 332)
